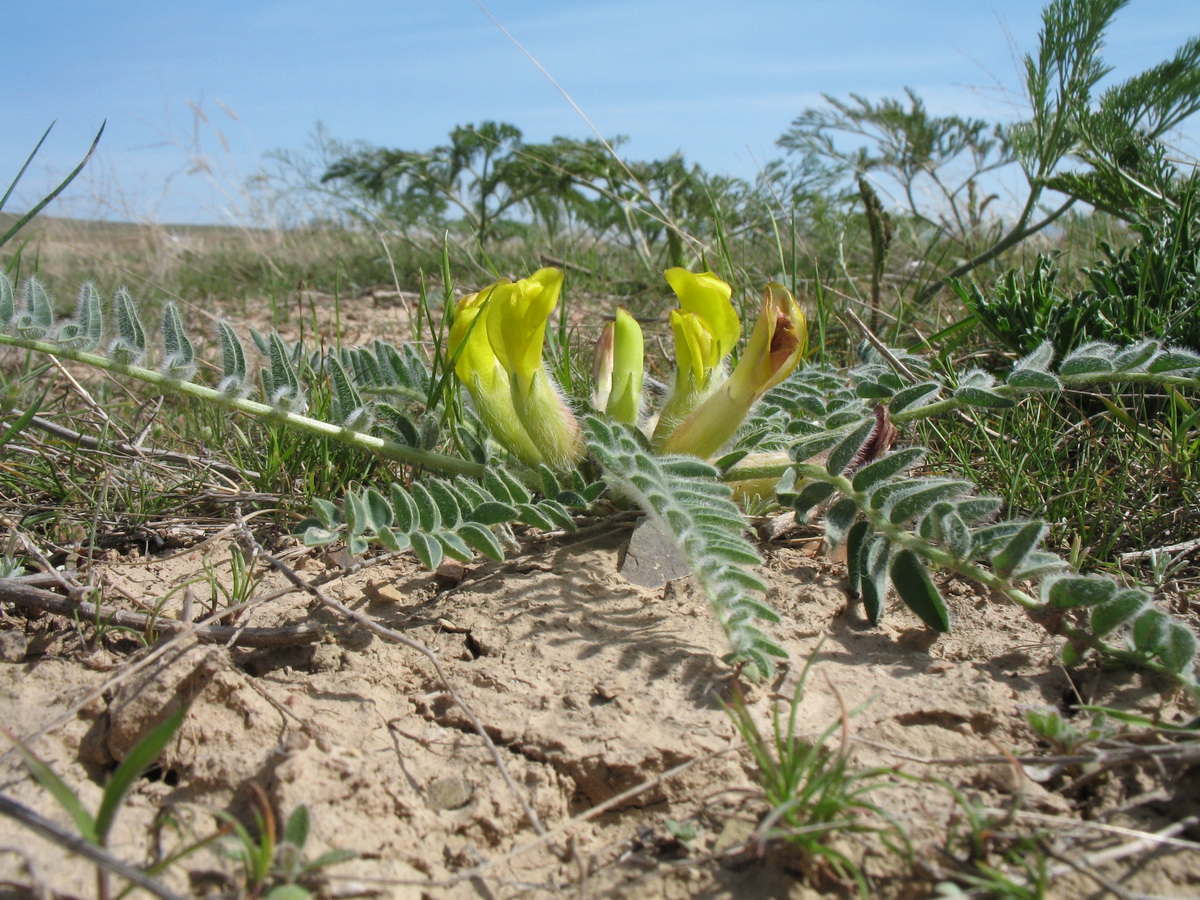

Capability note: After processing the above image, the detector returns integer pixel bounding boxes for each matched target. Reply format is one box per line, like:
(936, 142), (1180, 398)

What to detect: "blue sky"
(4, 0), (1198, 225)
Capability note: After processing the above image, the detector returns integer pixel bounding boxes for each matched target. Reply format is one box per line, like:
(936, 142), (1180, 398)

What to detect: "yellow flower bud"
(661, 282), (807, 459)
(593, 306), (644, 425)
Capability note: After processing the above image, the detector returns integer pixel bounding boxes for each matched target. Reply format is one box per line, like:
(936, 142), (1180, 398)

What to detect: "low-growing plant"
(1023, 706), (1115, 756)
(958, 174), (1200, 358)
(724, 646), (908, 896)
(0, 265), (1196, 690)
(215, 785), (354, 900)
(5, 705), (190, 900)
(934, 781), (1050, 900)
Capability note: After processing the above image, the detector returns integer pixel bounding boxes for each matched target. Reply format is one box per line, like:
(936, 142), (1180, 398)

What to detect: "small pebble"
(427, 776), (473, 811)
(0, 630), (28, 663)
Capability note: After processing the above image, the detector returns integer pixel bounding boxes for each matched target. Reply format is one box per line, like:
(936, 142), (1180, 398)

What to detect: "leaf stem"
(0, 334), (487, 479)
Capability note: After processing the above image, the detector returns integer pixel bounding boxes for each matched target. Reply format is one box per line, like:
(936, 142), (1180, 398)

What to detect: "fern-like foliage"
(759, 341), (1200, 691)
(297, 465), (603, 568)
(746, 338), (1200, 451)
(0, 274), (490, 477)
(585, 416), (785, 680)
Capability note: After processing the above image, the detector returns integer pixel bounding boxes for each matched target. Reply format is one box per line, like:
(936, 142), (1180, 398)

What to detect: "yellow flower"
(485, 268), (562, 379)
(481, 267), (584, 471)
(661, 282), (807, 459)
(448, 286), (544, 467)
(592, 306), (644, 425)
(664, 267), (740, 360)
(652, 268), (741, 447)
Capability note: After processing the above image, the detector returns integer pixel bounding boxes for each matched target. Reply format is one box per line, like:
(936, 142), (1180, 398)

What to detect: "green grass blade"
(94, 704), (187, 843)
(0, 122), (105, 248)
(0, 400), (41, 451)
(7, 731), (98, 844)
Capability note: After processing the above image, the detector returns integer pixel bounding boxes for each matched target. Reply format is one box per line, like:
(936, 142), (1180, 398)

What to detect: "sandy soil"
(1, 521), (1197, 899)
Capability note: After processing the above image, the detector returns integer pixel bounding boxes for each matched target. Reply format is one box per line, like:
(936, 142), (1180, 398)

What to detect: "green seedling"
(215, 784), (354, 900)
(934, 780), (1049, 900)
(205, 543), (264, 613)
(1023, 706), (1115, 756)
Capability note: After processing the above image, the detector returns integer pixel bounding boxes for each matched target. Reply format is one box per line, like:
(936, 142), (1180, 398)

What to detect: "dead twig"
(4, 407), (258, 484)
(0, 577), (323, 648)
(1043, 814), (1200, 895)
(0, 794), (186, 900)
(1120, 537), (1200, 563)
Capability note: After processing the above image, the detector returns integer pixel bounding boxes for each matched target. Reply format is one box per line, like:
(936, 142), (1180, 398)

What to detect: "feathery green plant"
(0, 264), (1196, 687)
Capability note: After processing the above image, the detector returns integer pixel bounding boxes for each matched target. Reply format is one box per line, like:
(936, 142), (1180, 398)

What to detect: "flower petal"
(486, 268), (563, 378)
(664, 268), (740, 361)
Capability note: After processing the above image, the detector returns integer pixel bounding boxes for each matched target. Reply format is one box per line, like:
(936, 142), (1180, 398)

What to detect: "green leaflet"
(991, 521), (1048, 578)
(326, 354), (367, 428)
(1091, 590), (1148, 637)
(1148, 349), (1200, 373)
(953, 386), (1015, 409)
(1044, 575), (1117, 609)
(885, 480), (973, 525)
(408, 482), (442, 532)
(844, 520), (871, 599)
(890, 549), (950, 633)
(826, 418), (875, 475)
(56, 282), (104, 350)
(110, 286), (146, 365)
(888, 381), (941, 413)
(793, 481), (836, 518)
(456, 522), (505, 561)
(0, 272), (14, 329)
(410, 531), (443, 569)
(823, 497), (859, 549)
(427, 480), (463, 527)
(16, 277), (54, 340)
(160, 301), (195, 379)
(266, 332), (305, 411)
(860, 536), (890, 626)
(1006, 368), (1061, 390)
(217, 321), (248, 393)
(389, 483), (419, 532)
(1161, 624), (1198, 675)
(852, 447), (925, 493)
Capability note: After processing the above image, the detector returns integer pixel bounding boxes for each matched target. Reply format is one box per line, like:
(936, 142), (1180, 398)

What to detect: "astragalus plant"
(0, 266), (1197, 689)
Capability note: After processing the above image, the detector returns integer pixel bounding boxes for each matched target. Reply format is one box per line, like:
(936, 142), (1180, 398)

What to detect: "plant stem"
(914, 196), (1077, 304)
(0, 334), (487, 479)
